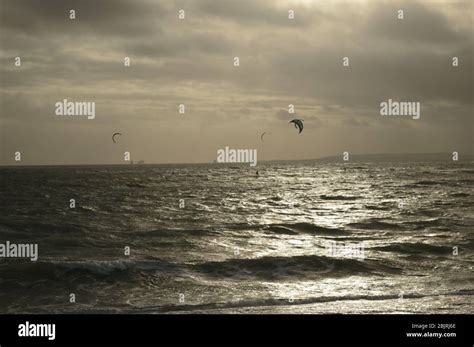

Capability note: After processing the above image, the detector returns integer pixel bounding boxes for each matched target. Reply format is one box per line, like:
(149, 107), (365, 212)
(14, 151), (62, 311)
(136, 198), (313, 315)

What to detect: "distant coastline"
(1, 152), (473, 168)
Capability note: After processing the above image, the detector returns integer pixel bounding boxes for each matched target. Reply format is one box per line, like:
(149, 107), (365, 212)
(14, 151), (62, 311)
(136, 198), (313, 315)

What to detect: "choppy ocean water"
(0, 162), (472, 313)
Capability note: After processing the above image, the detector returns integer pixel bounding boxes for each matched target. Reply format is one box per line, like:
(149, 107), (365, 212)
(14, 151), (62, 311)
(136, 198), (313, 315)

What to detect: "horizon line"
(0, 152), (472, 168)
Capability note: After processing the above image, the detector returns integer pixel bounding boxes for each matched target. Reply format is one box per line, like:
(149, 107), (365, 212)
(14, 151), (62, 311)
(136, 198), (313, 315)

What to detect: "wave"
(347, 219), (403, 231)
(225, 222), (346, 236)
(457, 179), (474, 184)
(132, 228), (217, 237)
(265, 223), (346, 236)
(265, 225), (299, 235)
(124, 183), (148, 188)
(78, 205), (98, 212)
(1, 254), (400, 283)
(450, 192), (470, 197)
(0, 259), (182, 280)
(194, 254), (402, 280)
(400, 218), (444, 229)
(320, 195), (360, 201)
(404, 180), (445, 188)
(5, 253), (399, 283)
(371, 242), (451, 255)
(364, 204), (390, 211)
(413, 180), (441, 185)
(268, 196), (283, 201)
(131, 289), (473, 313)
(194, 202), (212, 211)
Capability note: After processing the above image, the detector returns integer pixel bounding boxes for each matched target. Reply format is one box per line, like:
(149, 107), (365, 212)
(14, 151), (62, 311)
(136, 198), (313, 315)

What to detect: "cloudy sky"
(0, 0), (472, 165)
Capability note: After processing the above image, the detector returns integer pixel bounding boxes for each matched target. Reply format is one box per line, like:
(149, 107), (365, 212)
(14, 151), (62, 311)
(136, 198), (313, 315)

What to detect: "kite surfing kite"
(112, 132), (122, 143)
(260, 132), (269, 142)
(289, 119), (304, 134)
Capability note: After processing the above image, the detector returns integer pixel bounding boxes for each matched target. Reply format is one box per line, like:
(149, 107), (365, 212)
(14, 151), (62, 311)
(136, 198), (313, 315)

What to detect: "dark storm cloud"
(2, 0), (471, 104)
(124, 30), (237, 58)
(191, 0), (315, 27)
(363, 1), (469, 45)
(0, 0), (472, 165)
(0, 0), (165, 37)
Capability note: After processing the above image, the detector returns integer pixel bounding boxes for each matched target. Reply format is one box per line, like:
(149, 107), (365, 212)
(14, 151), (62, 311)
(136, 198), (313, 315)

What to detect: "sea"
(0, 161), (472, 313)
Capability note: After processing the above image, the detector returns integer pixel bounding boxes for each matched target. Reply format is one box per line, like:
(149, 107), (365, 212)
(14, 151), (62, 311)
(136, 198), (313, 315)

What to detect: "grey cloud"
(0, 0), (472, 164)
(363, 1), (469, 45)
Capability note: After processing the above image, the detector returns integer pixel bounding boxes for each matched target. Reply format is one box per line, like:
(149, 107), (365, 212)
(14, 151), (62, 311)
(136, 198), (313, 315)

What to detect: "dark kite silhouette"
(112, 132), (122, 143)
(289, 119), (304, 134)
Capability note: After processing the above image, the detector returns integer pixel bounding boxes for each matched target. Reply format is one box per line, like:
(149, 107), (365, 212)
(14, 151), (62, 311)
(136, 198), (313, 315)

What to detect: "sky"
(0, 0), (472, 165)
